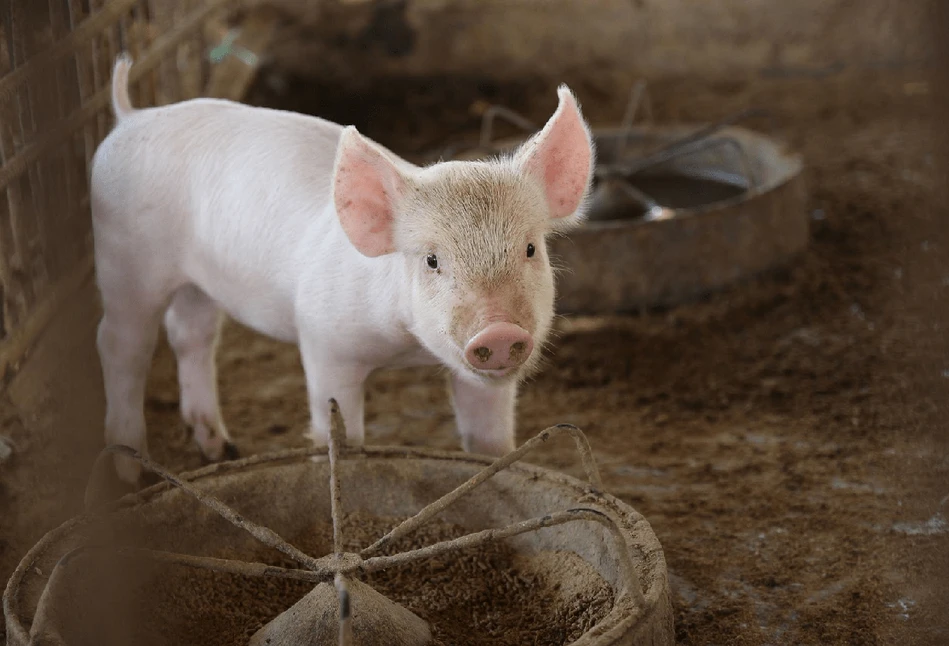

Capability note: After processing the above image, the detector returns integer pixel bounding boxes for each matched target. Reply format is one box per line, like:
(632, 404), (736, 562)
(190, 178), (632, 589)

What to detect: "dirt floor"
(2, 64), (949, 644)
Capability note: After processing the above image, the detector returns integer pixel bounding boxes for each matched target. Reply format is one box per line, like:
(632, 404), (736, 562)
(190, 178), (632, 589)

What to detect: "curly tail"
(111, 53), (135, 120)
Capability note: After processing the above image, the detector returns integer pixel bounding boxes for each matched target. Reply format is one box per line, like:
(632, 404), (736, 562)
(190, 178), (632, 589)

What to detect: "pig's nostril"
(473, 347), (493, 363)
(509, 341), (527, 362)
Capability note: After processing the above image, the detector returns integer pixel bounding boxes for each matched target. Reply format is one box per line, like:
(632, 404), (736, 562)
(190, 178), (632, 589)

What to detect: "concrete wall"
(255, 0), (927, 85)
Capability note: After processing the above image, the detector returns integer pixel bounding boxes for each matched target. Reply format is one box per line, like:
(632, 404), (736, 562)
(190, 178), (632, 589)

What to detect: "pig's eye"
(425, 253), (439, 270)
(526, 243), (536, 258)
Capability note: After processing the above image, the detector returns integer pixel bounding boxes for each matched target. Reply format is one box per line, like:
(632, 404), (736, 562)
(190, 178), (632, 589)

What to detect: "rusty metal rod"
(616, 79), (653, 159)
(77, 544), (331, 582)
(598, 107), (770, 180)
(328, 399), (346, 557)
(361, 424), (602, 556)
(98, 444), (324, 572)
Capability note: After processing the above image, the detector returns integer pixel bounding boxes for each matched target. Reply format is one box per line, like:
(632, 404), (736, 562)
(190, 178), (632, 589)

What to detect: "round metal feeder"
(448, 94), (808, 315)
(4, 405), (674, 646)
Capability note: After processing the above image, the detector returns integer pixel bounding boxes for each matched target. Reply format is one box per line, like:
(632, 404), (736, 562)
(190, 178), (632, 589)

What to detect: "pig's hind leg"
(96, 268), (169, 484)
(164, 284), (236, 463)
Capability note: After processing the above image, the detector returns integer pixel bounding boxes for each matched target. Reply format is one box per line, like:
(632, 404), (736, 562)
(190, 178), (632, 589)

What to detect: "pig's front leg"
(299, 337), (369, 448)
(449, 374), (518, 456)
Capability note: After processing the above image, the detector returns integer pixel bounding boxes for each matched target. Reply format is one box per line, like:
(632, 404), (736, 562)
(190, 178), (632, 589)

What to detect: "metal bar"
(599, 108), (770, 180)
(608, 179), (664, 217)
(97, 444), (325, 572)
(328, 399), (346, 557)
(692, 135), (760, 189)
(615, 80), (652, 160)
(73, 544), (331, 582)
(626, 135), (758, 191)
(361, 424), (602, 556)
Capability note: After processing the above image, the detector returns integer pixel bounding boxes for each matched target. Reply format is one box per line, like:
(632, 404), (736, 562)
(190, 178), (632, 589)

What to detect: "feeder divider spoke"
(361, 424), (603, 556)
(328, 399), (347, 558)
(614, 180), (663, 216)
(96, 445), (324, 572)
(73, 544), (332, 583)
(634, 134), (758, 190)
(706, 136), (760, 189)
(599, 107), (770, 181)
(128, 546), (332, 581)
(616, 79), (653, 159)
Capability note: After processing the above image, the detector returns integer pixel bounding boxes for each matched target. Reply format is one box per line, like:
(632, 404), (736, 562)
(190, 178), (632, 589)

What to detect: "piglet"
(91, 54), (595, 483)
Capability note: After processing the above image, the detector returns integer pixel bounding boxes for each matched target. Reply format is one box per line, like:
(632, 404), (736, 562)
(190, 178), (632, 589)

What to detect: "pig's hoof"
(199, 441), (240, 465)
(114, 453), (143, 485)
(304, 430), (330, 463)
(222, 441), (241, 461)
(193, 428), (233, 462)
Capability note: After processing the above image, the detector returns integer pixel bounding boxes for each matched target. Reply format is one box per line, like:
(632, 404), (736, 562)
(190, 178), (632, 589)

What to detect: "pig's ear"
(515, 85), (595, 226)
(333, 126), (407, 257)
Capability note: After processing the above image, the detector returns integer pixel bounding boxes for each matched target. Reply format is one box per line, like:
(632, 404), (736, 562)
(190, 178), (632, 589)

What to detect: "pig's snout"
(465, 323), (534, 372)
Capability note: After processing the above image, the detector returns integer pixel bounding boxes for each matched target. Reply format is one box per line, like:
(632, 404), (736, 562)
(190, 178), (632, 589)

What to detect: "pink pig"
(91, 55), (595, 483)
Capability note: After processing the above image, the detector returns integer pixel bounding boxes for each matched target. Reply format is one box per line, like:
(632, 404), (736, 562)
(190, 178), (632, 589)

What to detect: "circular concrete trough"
(4, 440), (674, 645)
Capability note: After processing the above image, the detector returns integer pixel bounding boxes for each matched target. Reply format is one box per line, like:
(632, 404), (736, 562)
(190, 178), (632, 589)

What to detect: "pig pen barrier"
(4, 405), (675, 645)
(0, 0), (277, 380)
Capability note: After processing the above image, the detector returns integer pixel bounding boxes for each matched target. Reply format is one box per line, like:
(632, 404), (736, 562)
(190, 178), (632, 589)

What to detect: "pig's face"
(333, 86), (594, 382)
(398, 162), (557, 380)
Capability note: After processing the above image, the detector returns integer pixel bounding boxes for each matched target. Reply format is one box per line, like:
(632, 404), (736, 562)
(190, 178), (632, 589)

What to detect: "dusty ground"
(2, 65), (948, 644)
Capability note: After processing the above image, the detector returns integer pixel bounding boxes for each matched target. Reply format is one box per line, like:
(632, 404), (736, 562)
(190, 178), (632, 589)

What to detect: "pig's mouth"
(471, 366), (516, 379)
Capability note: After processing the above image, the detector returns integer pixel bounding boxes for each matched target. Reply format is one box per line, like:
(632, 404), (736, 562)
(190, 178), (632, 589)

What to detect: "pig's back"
(92, 98), (353, 341)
